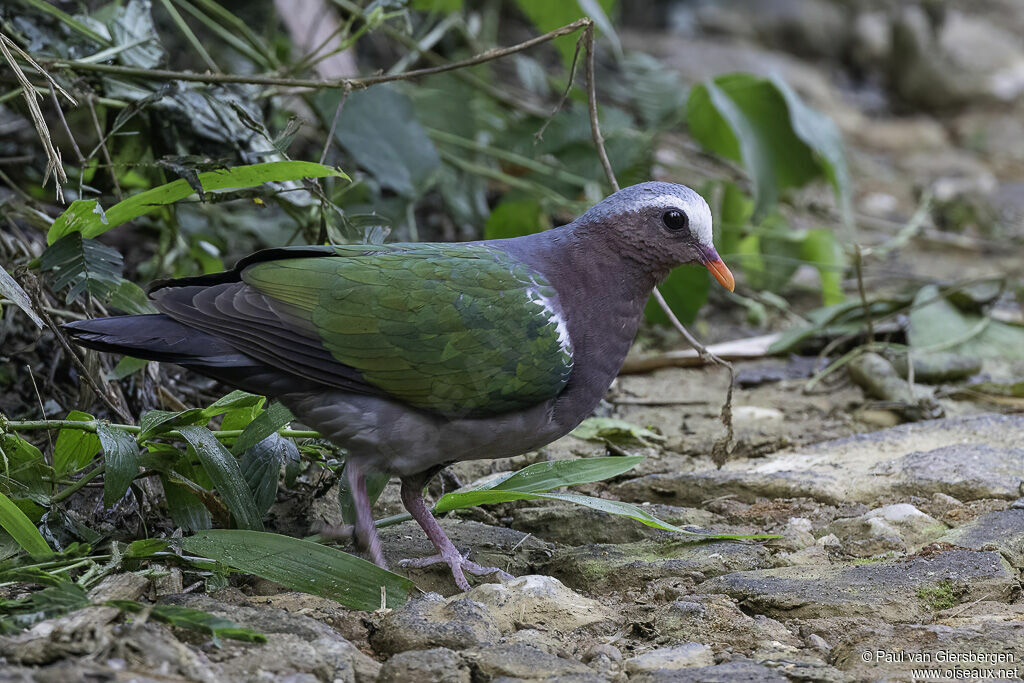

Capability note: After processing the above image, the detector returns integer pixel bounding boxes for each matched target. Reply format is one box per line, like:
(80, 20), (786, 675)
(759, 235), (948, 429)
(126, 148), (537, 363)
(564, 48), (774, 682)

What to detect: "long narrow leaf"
(0, 491), (50, 555)
(97, 424), (140, 507)
(181, 530), (413, 609)
(178, 426), (263, 531)
(49, 161), (348, 243)
(231, 401), (293, 456)
(0, 264), (43, 328)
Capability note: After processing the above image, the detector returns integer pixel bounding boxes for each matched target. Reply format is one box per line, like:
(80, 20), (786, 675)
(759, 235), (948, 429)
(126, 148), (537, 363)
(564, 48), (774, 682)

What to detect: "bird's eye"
(662, 209), (689, 231)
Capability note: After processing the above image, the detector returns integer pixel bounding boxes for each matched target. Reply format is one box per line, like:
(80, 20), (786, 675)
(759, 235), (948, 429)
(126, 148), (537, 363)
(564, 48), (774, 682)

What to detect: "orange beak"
(701, 247), (735, 292)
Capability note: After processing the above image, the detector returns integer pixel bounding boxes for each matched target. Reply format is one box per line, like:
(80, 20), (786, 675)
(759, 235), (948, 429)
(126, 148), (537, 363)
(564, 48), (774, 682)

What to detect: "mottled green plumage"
(241, 243), (573, 416)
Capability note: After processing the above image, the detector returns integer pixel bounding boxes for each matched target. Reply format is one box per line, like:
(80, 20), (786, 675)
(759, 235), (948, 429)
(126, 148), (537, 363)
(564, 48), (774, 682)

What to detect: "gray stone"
(614, 415), (1024, 506)
(625, 643), (714, 674)
(509, 502), (723, 546)
(829, 620), (1024, 681)
(460, 575), (616, 633)
(828, 504), (947, 557)
(381, 520), (553, 595)
(697, 550), (1016, 622)
(371, 593), (502, 656)
(653, 595), (800, 654)
(628, 659), (789, 683)
(941, 508), (1024, 568)
(463, 643), (595, 681)
(544, 539), (772, 593)
(377, 648), (470, 683)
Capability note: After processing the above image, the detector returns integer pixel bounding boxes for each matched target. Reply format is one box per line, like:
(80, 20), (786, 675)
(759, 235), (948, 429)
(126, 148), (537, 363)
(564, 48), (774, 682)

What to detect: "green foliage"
(179, 426), (264, 532)
(571, 418), (666, 446)
(40, 233), (124, 305)
(0, 491), (51, 556)
(53, 411), (101, 475)
(516, 0), (619, 66)
(687, 73), (851, 222)
(109, 600), (267, 644)
(48, 161), (348, 243)
(181, 529), (414, 609)
(909, 285), (1024, 359)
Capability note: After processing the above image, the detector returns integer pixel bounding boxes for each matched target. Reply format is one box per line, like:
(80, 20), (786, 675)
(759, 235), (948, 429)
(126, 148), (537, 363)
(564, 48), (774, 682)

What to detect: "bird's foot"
(399, 548), (513, 592)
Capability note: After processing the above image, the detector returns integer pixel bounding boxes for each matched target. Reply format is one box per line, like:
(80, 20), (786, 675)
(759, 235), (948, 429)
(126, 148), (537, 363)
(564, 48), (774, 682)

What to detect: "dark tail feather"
(63, 314), (255, 367)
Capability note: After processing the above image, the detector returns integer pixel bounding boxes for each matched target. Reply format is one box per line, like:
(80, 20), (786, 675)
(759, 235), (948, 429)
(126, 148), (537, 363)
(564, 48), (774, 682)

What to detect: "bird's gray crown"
(577, 181), (714, 247)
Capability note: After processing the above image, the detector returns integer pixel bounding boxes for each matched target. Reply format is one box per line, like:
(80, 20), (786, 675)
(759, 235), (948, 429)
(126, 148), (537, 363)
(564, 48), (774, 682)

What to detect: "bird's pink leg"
(347, 462), (386, 568)
(399, 474), (513, 591)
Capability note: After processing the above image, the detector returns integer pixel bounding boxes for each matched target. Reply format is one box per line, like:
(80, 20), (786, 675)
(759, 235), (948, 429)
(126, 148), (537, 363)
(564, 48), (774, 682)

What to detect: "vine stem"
(34, 18), (590, 92)
(583, 24), (736, 464)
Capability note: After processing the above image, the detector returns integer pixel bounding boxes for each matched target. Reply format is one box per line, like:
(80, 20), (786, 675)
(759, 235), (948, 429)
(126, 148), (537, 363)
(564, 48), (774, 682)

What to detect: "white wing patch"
(529, 287), (573, 360)
(630, 193), (714, 247)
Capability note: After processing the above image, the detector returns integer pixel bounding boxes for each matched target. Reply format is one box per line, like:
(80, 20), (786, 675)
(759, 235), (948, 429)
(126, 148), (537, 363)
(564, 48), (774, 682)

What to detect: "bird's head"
(575, 181), (734, 291)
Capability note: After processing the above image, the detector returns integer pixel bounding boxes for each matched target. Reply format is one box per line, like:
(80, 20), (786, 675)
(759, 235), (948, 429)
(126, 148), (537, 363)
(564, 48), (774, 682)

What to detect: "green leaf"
(770, 76), (853, 229)
(644, 265), (709, 326)
(515, 0), (617, 67)
(137, 409), (207, 441)
(570, 419), (666, 447)
(317, 86), (440, 198)
(0, 264), (43, 329)
(0, 491), (50, 556)
(161, 473), (212, 533)
(53, 411), (101, 476)
(180, 530), (414, 609)
(97, 424), (140, 507)
(687, 74), (846, 220)
(108, 356), (148, 380)
(411, 0), (463, 11)
(178, 426), (263, 531)
(108, 600), (267, 644)
(239, 434), (295, 516)
(443, 455), (643, 501)
(48, 162), (348, 243)
(338, 467), (390, 526)
(799, 229), (845, 305)
(104, 279), (158, 315)
(0, 582), (88, 633)
(908, 286), (1024, 359)
(0, 435), (52, 500)
(483, 197), (548, 240)
(231, 401), (293, 456)
(40, 233), (124, 304)
(125, 538), (169, 558)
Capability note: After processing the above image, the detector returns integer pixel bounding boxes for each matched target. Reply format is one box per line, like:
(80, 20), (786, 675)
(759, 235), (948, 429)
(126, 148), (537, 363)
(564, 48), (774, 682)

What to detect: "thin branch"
(319, 85), (350, 164)
(86, 97), (123, 201)
(37, 18), (591, 92)
(582, 24), (736, 465)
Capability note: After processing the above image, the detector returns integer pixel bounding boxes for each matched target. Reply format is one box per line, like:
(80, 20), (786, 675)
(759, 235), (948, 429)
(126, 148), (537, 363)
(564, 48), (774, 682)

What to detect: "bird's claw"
(399, 549), (513, 591)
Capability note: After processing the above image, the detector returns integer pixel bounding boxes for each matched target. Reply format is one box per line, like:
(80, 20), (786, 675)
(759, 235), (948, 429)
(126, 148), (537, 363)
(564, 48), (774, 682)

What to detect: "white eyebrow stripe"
(628, 193), (714, 246)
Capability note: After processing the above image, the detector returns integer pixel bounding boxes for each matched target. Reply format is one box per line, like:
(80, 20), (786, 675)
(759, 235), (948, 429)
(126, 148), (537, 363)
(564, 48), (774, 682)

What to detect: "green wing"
(241, 244), (573, 416)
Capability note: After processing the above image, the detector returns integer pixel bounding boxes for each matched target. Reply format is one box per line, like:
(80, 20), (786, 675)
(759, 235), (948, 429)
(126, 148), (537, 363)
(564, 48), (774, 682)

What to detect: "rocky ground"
(4, 0), (1024, 681)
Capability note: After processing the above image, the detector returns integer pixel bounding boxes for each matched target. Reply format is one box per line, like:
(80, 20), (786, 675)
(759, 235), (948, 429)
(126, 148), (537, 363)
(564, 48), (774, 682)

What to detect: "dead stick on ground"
(583, 24), (736, 465)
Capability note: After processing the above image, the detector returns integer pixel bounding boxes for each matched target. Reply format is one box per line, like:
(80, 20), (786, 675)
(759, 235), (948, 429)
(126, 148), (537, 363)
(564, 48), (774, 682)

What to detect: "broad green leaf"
(0, 435), (52, 500)
(53, 411), (101, 475)
(181, 530), (414, 609)
(178, 426), (263, 531)
(104, 279), (158, 315)
(411, 0), (463, 11)
(515, 0), (617, 67)
(108, 356), (148, 380)
(317, 86), (439, 198)
(621, 52), (686, 130)
(644, 265), (709, 326)
(799, 229), (845, 305)
(231, 401), (294, 456)
(452, 455), (642, 498)
(40, 234), (124, 304)
(771, 76), (853, 229)
(137, 409), (207, 441)
(0, 264), (43, 329)
(338, 467), (391, 526)
(97, 424), (140, 507)
(125, 538), (169, 558)
(908, 285), (1024, 359)
(571, 418), (666, 446)
(239, 434), (295, 516)
(108, 600), (267, 644)
(161, 473), (212, 533)
(48, 162), (348, 243)
(687, 74), (832, 220)
(483, 197), (548, 240)
(0, 491), (50, 556)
